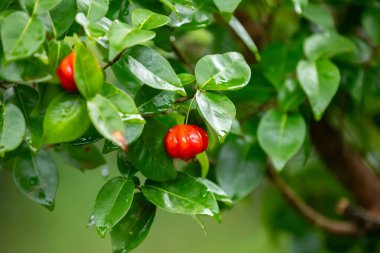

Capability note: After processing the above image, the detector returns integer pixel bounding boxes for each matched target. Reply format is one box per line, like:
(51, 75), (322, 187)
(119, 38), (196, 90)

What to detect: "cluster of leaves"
(2, 0), (380, 251)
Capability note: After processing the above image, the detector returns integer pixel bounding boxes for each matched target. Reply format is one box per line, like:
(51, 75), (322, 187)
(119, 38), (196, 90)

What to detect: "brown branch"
(337, 199), (380, 230)
(266, 164), (364, 236)
(102, 49), (126, 70)
(310, 117), (380, 214)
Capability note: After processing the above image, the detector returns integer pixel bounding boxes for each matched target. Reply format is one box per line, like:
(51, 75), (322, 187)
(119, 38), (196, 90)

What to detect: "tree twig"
(102, 49), (126, 70)
(266, 164), (365, 236)
(310, 117), (380, 214)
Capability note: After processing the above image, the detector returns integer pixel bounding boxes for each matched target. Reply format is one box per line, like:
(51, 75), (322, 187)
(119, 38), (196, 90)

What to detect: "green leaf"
(196, 52), (251, 91)
(47, 40), (72, 75)
(196, 152), (209, 178)
(178, 73), (195, 85)
(123, 119), (177, 181)
(197, 178), (232, 205)
(43, 94), (90, 144)
(137, 87), (177, 115)
(1, 11), (45, 61)
(120, 45), (186, 95)
(100, 82), (140, 116)
(142, 172), (220, 220)
(111, 193), (156, 253)
(77, 0), (109, 21)
(0, 103), (26, 155)
(117, 150), (138, 178)
(169, 4), (213, 30)
(304, 33), (357, 61)
(4, 85), (39, 117)
(216, 137), (266, 201)
(109, 20), (155, 60)
(102, 122), (145, 154)
(87, 94), (126, 150)
(297, 59), (340, 120)
(131, 8), (170, 30)
(74, 42), (104, 98)
(48, 0), (76, 37)
(55, 144), (106, 171)
(301, 3), (334, 31)
(257, 110), (306, 170)
(228, 16), (260, 61)
(196, 91), (236, 142)
(13, 149), (58, 209)
(213, 0), (241, 16)
(278, 79), (305, 111)
(21, 0), (61, 14)
(362, 7), (380, 44)
(93, 177), (135, 236)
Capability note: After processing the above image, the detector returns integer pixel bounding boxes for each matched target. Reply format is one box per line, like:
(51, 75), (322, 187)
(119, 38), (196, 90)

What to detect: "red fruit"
(165, 124), (209, 160)
(56, 52), (77, 92)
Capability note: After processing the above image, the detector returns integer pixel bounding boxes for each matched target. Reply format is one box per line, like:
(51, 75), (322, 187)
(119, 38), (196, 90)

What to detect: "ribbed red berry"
(165, 124), (209, 160)
(56, 52), (78, 92)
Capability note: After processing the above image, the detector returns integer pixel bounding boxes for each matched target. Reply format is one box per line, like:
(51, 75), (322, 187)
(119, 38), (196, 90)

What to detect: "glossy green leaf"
(228, 16), (260, 61)
(257, 110), (306, 170)
(169, 4), (213, 30)
(49, 0), (76, 37)
(21, 0), (61, 14)
(196, 52), (251, 91)
(213, 0), (241, 16)
(43, 94), (90, 144)
(1, 11), (45, 61)
(0, 1), (11, 11)
(100, 82), (140, 116)
(77, 0), (109, 21)
(196, 152), (209, 178)
(120, 45), (186, 95)
(131, 8), (170, 30)
(55, 144), (106, 171)
(178, 73), (195, 85)
(74, 42), (104, 98)
(122, 119), (176, 181)
(137, 87), (177, 115)
(302, 3), (334, 31)
(87, 94), (126, 149)
(197, 178), (232, 205)
(102, 122), (145, 154)
(3, 85), (39, 117)
(196, 91), (236, 142)
(362, 7), (380, 44)
(93, 177), (135, 236)
(0, 103), (26, 155)
(304, 33), (356, 61)
(111, 193), (156, 253)
(278, 79), (305, 111)
(13, 149), (58, 208)
(117, 150), (138, 178)
(109, 20), (155, 60)
(216, 137), (266, 201)
(297, 59), (340, 120)
(142, 172), (220, 220)
(47, 40), (72, 74)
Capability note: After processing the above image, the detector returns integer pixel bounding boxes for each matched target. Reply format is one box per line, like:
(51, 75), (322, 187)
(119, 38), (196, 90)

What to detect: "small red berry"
(165, 124), (208, 160)
(57, 52), (77, 92)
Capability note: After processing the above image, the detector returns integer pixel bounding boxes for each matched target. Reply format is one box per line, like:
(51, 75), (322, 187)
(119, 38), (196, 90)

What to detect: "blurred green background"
(0, 156), (289, 253)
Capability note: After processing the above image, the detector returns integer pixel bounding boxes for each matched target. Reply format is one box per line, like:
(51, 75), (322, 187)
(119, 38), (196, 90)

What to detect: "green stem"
(185, 95), (196, 125)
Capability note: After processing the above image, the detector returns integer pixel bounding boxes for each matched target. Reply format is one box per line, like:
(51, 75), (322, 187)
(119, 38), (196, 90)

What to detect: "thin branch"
(266, 164), (365, 236)
(337, 199), (380, 231)
(102, 49), (126, 70)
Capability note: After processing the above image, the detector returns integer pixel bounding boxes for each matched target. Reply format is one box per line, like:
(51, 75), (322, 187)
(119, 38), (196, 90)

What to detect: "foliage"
(1, 0), (380, 252)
